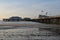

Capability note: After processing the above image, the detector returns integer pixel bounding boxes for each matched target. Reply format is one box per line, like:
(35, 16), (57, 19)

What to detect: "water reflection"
(0, 27), (60, 40)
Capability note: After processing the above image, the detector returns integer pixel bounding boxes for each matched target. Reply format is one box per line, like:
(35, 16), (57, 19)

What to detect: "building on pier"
(33, 15), (60, 24)
(39, 15), (49, 19)
(3, 16), (22, 22)
(3, 16), (32, 22)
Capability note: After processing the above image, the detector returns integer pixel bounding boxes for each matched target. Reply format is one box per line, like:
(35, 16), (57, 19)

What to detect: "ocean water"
(0, 27), (60, 40)
(0, 21), (59, 40)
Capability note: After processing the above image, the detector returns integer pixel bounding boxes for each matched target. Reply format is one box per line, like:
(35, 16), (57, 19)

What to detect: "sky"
(0, 0), (60, 19)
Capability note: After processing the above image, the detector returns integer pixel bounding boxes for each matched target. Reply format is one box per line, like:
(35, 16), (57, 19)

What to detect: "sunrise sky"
(0, 0), (60, 19)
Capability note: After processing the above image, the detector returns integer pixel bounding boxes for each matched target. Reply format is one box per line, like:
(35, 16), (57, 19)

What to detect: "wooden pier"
(32, 16), (60, 24)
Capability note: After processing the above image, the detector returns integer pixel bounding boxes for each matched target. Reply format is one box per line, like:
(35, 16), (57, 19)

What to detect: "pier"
(32, 16), (60, 24)
(2, 16), (60, 35)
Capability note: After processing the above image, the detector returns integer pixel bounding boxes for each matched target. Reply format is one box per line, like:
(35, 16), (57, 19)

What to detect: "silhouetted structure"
(39, 15), (49, 19)
(23, 18), (32, 21)
(33, 16), (60, 24)
(3, 16), (32, 22)
(3, 16), (22, 22)
(3, 15), (60, 24)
